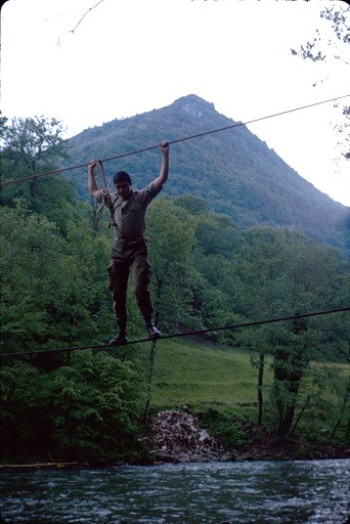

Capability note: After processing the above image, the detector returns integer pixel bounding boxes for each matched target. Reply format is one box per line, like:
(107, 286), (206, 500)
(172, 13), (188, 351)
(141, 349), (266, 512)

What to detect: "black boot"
(108, 329), (128, 346)
(146, 319), (161, 340)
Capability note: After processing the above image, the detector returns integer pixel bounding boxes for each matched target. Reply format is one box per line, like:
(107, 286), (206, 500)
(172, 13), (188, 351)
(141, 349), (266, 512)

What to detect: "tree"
(234, 225), (349, 434)
(330, 345), (350, 441)
(174, 195), (210, 216)
(0, 202), (147, 461)
(272, 316), (311, 437)
(189, 211), (242, 343)
(147, 198), (198, 331)
(0, 116), (75, 228)
(291, 4), (350, 160)
(1, 115), (67, 179)
(0, 350), (146, 461)
(269, 236), (349, 437)
(0, 361), (52, 458)
(46, 350), (145, 460)
(0, 205), (100, 354)
(235, 226), (294, 426)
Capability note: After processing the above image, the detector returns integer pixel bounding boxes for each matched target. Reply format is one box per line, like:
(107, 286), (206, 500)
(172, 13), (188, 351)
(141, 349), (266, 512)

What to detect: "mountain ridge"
(63, 94), (349, 252)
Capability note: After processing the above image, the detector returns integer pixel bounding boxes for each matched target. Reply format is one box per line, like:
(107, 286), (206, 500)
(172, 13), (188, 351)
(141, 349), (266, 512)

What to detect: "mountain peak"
(171, 94), (216, 117)
(166, 94), (231, 129)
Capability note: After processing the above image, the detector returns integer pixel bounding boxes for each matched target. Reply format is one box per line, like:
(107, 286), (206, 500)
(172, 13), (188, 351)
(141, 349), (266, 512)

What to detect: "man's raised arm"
(87, 159), (100, 198)
(152, 142), (169, 192)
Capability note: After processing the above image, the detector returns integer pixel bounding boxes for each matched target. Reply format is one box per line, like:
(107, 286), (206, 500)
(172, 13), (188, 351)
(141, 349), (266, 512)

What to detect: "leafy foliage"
(147, 198), (198, 330)
(46, 351), (144, 459)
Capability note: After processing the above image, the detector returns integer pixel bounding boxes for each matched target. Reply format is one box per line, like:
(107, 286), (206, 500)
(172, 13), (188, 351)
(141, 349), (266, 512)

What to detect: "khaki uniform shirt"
(97, 183), (162, 238)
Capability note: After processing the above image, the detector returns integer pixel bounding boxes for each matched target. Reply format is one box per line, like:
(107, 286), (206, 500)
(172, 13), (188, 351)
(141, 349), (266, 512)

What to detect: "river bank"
(1, 409), (349, 470)
(142, 409), (350, 464)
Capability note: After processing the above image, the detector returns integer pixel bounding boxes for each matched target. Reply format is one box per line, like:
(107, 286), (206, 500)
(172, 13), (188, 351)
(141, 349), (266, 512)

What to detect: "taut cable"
(1, 94), (349, 188)
(1, 306), (349, 359)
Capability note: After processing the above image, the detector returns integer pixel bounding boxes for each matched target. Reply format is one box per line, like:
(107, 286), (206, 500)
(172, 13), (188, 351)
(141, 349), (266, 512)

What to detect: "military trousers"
(107, 237), (153, 330)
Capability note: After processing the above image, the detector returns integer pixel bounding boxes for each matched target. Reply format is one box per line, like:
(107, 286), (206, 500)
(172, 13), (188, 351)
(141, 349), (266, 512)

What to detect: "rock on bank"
(143, 410), (233, 463)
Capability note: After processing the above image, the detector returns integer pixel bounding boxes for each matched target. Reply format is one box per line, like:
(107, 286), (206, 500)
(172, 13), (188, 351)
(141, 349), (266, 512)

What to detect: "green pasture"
(143, 338), (349, 437)
(147, 339), (273, 416)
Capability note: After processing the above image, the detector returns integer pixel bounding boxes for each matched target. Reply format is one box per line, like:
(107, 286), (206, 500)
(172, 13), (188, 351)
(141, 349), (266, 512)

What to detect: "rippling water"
(0, 459), (349, 523)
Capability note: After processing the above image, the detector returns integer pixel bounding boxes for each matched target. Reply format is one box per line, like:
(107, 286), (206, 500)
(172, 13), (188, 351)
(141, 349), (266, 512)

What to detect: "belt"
(117, 235), (145, 244)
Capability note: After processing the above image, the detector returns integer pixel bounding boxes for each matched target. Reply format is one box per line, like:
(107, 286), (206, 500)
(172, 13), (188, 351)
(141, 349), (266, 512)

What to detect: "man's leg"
(131, 243), (160, 339)
(107, 258), (129, 345)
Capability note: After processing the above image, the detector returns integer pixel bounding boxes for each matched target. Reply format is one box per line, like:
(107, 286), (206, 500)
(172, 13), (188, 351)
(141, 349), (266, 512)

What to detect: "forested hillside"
(1, 115), (349, 464)
(62, 94), (350, 253)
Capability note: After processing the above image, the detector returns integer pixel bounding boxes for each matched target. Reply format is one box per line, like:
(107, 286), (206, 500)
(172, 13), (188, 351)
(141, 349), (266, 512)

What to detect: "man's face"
(116, 182), (132, 200)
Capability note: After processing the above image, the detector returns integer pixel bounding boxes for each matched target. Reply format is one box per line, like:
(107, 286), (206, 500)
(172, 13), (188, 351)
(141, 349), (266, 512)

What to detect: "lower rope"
(0, 306), (349, 359)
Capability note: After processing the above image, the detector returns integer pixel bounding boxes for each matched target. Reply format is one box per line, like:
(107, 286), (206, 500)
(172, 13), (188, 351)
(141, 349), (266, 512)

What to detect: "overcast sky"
(1, 0), (349, 205)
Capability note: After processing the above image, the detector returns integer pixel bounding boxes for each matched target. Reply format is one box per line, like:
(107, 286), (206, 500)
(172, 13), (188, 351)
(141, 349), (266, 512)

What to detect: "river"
(0, 459), (349, 524)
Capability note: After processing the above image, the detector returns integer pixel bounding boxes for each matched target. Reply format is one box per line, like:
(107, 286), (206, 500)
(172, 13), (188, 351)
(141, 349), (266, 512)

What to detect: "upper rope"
(1, 94), (349, 188)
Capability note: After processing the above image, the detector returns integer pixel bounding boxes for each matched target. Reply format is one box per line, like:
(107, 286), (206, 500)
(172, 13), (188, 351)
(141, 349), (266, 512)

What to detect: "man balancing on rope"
(87, 142), (169, 346)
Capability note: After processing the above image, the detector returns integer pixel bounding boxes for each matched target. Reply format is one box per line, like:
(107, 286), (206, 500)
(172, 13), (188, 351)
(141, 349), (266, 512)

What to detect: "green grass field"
(142, 337), (349, 437)
(147, 338), (274, 417)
